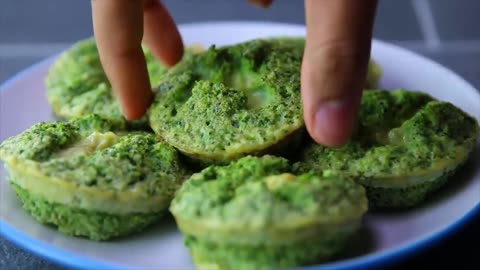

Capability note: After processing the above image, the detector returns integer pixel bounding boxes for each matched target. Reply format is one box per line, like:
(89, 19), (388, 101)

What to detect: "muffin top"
(266, 37), (382, 88)
(169, 155), (367, 245)
(148, 39), (305, 163)
(0, 114), (187, 214)
(296, 89), (480, 188)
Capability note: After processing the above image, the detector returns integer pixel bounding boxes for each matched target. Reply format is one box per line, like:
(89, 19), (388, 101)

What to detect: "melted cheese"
(54, 131), (118, 158)
(265, 173), (296, 190)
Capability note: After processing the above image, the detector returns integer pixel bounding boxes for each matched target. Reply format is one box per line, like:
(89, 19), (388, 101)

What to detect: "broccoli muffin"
(45, 38), (204, 129)
(295, 89), (480, 208)
(0, 114), (188, 241)
(170, 155), (368, 270)
(148, 39), (306, 164)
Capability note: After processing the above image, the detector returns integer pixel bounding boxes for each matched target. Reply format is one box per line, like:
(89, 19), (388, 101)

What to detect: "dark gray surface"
(0, 0), (422, 43)
(420, 51), (480, 88)
(0, 0), (92, 43)
(432, 0), (480, 40)
(374, 0), (423, 41)
(0, 1), (92, 43)
(0, 237), (65, 270)
(1, 0), (479, 270)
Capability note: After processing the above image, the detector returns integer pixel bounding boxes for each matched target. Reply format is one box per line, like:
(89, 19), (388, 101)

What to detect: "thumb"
(302, 0), (378, 147)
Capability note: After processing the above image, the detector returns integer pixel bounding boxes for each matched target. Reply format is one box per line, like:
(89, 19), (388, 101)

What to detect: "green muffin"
(170, 155), (368, 270)
(148, 39), (306, 164)
(0, 114), (188, 241)
(295, 89), (480, 208)
(45, 38), (204, 129)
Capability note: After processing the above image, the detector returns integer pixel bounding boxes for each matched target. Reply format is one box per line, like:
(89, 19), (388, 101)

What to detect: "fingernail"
(314, 96), (357, 147)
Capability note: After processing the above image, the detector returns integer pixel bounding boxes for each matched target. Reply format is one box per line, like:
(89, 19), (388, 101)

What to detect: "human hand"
(92, 0), (378, 147)
(91, 0), (183, 119)
(301, 0), (378, 147)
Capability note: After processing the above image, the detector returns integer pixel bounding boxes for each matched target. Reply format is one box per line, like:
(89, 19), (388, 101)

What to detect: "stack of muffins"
(0, 37), (478, 270)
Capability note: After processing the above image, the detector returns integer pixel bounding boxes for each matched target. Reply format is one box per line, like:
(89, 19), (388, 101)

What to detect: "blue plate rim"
(1, 21), (480, 270)
(2, 200), (478, 270)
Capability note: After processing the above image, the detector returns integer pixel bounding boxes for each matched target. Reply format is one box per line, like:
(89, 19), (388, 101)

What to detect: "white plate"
(1, 22), (479, 270)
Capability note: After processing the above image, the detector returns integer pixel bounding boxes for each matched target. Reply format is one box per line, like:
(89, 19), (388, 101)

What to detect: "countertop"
(1, 0), (479, 269)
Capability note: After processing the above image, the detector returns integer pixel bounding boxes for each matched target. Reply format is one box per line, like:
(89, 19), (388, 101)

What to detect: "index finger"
(302, 0), (378, 146)
(91, 0), (152, 120)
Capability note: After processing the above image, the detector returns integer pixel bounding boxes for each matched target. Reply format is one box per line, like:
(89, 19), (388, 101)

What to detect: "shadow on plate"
(330, 223), (377, 262)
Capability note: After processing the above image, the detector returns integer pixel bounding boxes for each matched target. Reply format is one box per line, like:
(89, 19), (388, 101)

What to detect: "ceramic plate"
(1, 22), (479, 270)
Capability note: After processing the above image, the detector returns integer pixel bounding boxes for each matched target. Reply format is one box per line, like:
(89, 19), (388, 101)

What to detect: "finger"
(302, 0), (378, 147)
(143, 0), (184, 67)
(91, 0), (153, 120)
(248, 0), (274, 8)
